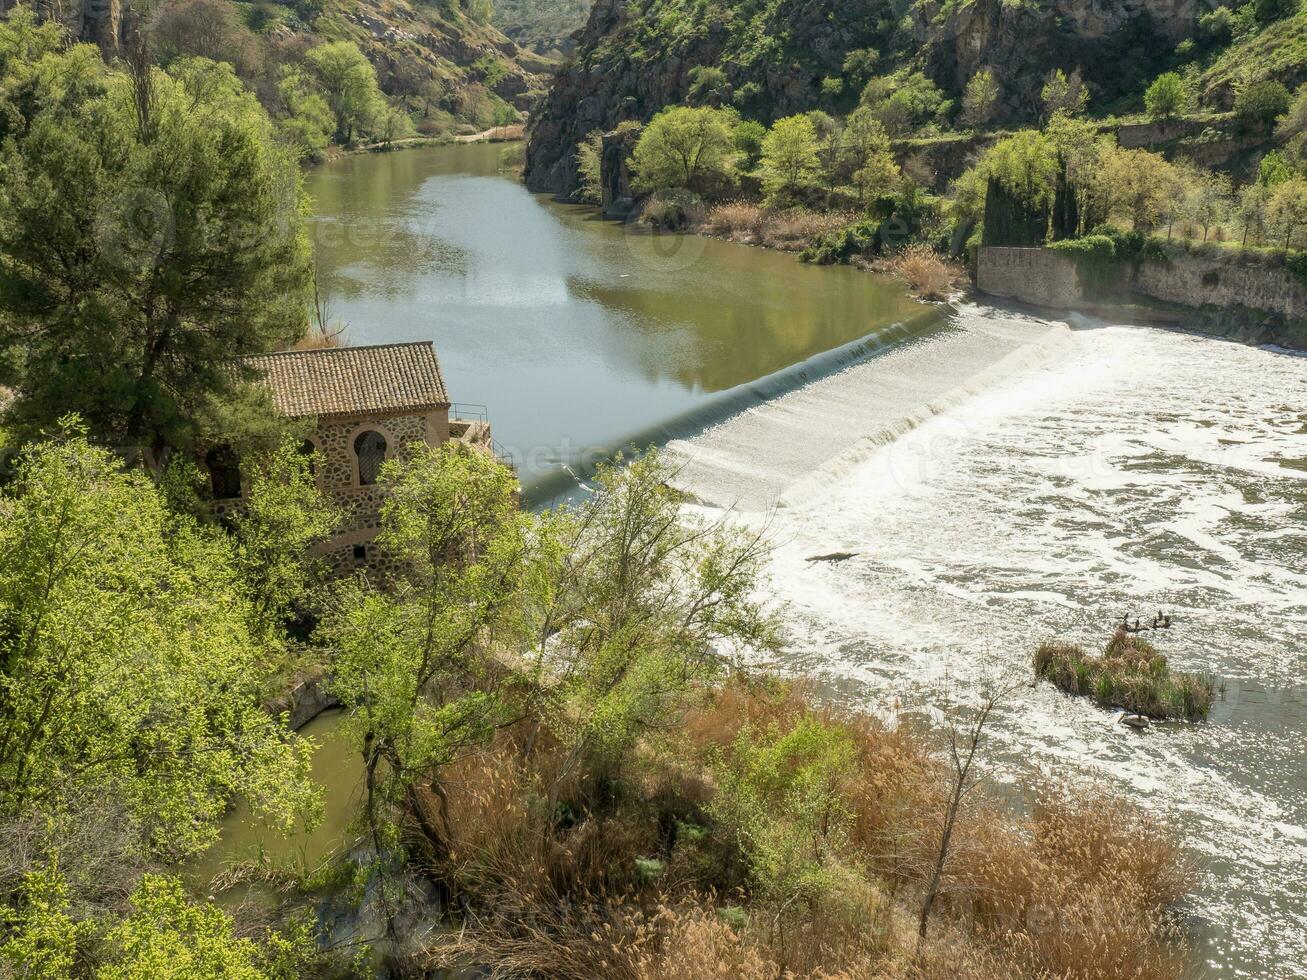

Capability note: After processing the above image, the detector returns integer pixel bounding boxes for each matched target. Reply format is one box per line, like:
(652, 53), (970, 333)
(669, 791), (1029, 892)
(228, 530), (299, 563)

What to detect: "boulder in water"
(806, 551), (857, 563)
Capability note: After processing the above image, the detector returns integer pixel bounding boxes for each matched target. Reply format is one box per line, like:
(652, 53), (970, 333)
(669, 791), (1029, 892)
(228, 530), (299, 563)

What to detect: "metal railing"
(450, 402), (489, 422)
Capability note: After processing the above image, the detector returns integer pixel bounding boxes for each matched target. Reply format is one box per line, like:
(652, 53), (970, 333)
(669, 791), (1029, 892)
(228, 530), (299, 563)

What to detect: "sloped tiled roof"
(237, 342), (450, 418)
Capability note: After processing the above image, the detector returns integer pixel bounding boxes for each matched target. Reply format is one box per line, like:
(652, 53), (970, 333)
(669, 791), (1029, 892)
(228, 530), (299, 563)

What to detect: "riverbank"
(322, 124), (525, 161)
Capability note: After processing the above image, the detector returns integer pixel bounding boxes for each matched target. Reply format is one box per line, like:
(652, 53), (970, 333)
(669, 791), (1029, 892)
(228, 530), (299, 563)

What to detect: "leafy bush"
(1144, 72), (1189, 120)
(1235, 79), (1292, 130)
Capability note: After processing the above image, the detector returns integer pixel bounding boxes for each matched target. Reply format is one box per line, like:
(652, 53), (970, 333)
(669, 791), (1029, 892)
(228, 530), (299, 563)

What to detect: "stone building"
(209, 341), (497, 571)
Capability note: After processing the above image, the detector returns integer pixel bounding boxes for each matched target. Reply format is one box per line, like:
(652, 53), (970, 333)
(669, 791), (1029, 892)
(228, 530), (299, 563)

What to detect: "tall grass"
(885, 244), (963, 300)
(408, 677), (1193, 979)
(699, 203), (853, 250)
(1035, 629), (1216, 720)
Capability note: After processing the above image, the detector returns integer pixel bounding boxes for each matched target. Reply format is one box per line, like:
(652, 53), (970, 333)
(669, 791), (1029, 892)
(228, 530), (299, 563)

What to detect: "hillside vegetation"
(18, 0), (552, 149)
(526, 0), (1307, 198)
(492, 0), (590, 55)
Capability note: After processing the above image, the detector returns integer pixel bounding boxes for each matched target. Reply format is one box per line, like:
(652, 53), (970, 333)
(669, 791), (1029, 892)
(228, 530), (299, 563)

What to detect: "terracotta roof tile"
(237, 342), (450, 418)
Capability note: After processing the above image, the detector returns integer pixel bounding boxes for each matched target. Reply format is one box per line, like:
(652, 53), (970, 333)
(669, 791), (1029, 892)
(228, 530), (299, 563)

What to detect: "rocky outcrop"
(264, 666), (340, 730)
(600, 124), (640, 217)
(525, 0), (1197, 198)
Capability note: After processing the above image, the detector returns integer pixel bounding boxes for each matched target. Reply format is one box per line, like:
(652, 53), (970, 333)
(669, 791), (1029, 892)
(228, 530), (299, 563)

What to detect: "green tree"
(0, 428), (317, 854)
(732, 118), (768, 169)
(0, 55), (311, 451)
(841, 47), (879, 86)
(961, 68), (999, 129)
(325, 444), (536, 859)
(1188, 168), (1233, 240)
(1144, 72), (1189, 121)
(303, 41), (383, 144)
(687, 65), (731, 107)
(526, 452), (776, 791)
(759, 113), (820, 202)
(276, 67), (334, 161)
(844, 106), (898, 202)
(806, 110), (844, 198)
(1268, 175), (1307, 248)
(576, 128), (604, 204)
(1238, 180), (1273, 245)
(629, 105), (736, 192)
(1040, 68), (1088, 120)
(1235, 80), (1291, 131)
(862, 71), (946, 135)
(1275, 85), (1307, 164)
(0, 866), (84, 979)
(229, 438), (343, 631)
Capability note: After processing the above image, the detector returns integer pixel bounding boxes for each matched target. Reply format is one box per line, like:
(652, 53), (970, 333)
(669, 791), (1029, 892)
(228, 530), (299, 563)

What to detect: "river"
(212, 144), (1304, 978)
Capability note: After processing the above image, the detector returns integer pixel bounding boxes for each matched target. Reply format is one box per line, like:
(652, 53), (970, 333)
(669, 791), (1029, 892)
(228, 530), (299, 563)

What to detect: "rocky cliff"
(525, 0), (1194, 198)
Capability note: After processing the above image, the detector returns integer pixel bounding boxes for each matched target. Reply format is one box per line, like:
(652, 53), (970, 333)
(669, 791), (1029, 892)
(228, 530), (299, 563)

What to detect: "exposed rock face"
(525, 0), (1196, 199)
(600, 124), (640, 217)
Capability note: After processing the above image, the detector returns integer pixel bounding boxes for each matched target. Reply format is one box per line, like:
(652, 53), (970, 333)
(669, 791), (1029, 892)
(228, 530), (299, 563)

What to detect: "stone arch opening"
(354, 430), (388, 486)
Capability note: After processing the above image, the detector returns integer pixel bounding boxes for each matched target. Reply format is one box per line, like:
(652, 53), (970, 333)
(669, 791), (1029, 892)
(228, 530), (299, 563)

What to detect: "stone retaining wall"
(976, 245), (1307, 347)
(975, 247), (1084, 308)
(1134, 253), (1307, 322)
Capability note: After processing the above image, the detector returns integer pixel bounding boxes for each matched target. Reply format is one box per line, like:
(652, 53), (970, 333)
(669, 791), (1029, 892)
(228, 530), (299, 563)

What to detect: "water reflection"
(304, 144), (922, 489)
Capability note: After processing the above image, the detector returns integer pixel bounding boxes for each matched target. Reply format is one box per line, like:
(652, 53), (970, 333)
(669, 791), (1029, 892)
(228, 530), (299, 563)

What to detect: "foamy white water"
(674, 303), (1307, 979)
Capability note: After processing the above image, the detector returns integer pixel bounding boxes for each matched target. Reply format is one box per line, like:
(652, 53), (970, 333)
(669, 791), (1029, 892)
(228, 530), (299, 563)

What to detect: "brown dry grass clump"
(884, 244), (963, 300)
(292, 322), (348, 350)
(410, 678), (1193, 980)
(699, 205), (854, 251)
(702, 201), (766, 243)
(761, 209), (856, 251)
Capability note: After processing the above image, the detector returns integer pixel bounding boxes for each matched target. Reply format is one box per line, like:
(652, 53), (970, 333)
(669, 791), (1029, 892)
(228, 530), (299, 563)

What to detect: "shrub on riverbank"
(412, 677), (1191, 979)
(883, 243), (962, 300)
(699, 202), (852, 250)
(1035, 630), (1216, 720)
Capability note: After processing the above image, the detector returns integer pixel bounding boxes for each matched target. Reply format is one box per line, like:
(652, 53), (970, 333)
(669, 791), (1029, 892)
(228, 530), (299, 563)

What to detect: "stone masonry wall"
(975, 247), (1083, 309)
(1133, 253), (1307, 322)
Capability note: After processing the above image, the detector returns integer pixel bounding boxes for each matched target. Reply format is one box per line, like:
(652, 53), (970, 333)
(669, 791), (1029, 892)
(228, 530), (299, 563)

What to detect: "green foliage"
(861, 71), (946, 135)
(98, 875), (270, 979)
(0, 866), (85, 979)
(630, 106), (737, 192)
(841, 47), (879, 86)
(325, 444), (533, 841)
(1234, 78), (1292, 129)
(1268, 174), (1307, 246)
(759, 113), (819, 202)
(1198, 5), (1236, 44)
(1034, 632), (1215, 720)
(0, 52), (312, 450)
(304, 41), (385, 144)
(230, 438), (343, 631)
(731, 118), (768, 167)
(536, 453), (776, 764)
(688, 65), (732, 106)
(0, 427), (317, 854)
(576, 129), (604, 204)
(711, 716), (858, 906)
(1255, 0), (1299, 24)
(961, 68), (999, 128)
(985, 130), (1059, 208)
(1040, 68), (1089, 119)
(1144, 72), (1189, 120)
(276, 68), (334, 161)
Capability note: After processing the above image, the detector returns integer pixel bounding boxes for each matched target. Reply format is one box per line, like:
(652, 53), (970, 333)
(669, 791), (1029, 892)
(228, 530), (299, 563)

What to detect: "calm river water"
(207, 144), (1304, 979)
